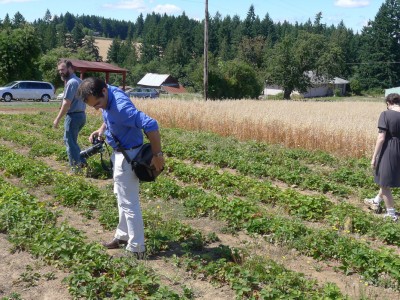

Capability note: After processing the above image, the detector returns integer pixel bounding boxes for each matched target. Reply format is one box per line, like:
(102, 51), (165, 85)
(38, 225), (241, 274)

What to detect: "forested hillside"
(0, 0), (399, 99)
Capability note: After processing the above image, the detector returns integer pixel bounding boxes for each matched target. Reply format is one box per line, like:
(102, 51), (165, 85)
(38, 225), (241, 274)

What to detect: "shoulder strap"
(109, 131), (132, 163)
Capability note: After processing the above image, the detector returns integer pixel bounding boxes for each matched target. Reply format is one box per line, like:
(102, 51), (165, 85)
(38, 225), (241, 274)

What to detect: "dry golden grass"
(132, 98), (386, 158)
(94, 38), (142, 61)
(94, 38), (113, 61)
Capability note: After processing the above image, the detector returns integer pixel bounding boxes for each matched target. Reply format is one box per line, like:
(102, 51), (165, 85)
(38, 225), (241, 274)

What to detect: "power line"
(346, 62), (400, 65)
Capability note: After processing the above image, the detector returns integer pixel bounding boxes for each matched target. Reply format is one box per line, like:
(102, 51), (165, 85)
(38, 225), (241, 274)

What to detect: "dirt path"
(0, 233), (71, 300)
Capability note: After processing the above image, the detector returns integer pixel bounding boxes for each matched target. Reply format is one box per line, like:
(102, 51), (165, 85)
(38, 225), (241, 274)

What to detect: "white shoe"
(383, 213), (398, 222)
(364, 196), (382, 213)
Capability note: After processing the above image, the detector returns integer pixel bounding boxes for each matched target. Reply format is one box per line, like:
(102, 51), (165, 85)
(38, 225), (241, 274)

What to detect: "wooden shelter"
(61, 59), (128, 90)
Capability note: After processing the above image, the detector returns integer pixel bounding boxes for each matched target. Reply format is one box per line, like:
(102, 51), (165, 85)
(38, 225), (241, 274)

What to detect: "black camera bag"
(110, 131), (162, 182)
(131, 143), (162, 182)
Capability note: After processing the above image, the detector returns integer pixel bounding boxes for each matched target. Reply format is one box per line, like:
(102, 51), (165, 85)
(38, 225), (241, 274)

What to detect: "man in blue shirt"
(77, 77), (164, 258)
(54, 60), (87, 172)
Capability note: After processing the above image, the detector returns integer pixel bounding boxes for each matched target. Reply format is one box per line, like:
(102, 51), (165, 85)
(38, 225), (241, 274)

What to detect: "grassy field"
(1, 98), (399, 300)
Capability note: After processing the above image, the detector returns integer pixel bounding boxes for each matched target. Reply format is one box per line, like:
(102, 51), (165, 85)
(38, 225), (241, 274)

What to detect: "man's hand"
(53, 118), (60, 129)
(151, 155), (165, 172)
(53, 99), (71, 129)
(89, 130), (104, 143)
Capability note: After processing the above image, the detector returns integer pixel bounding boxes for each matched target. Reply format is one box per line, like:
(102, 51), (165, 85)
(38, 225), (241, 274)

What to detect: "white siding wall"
(302, 86), (330, 98)
(385, 87), (400, 97)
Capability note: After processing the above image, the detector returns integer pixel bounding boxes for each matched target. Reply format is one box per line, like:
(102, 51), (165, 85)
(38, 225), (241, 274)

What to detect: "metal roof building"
(137, 73), (177, 87)
(137, 73), (187, 94)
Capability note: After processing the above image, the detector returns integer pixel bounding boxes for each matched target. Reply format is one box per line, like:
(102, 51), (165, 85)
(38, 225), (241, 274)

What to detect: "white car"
(0, 80), (55, 102)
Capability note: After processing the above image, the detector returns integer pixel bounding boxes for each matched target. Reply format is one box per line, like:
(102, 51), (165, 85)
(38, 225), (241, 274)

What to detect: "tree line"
(0, 0), (399, 99)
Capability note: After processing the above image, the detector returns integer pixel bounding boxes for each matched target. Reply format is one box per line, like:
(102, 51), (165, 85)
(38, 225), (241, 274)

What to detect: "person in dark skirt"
(364, 93), (400, 221)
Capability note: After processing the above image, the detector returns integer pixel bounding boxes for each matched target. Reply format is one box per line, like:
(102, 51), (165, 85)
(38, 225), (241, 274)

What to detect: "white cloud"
(334, 0), (370, 8)
(153, 4), (182, 15)
(103, 0), (146, 10)
(0, 0), (33, 3)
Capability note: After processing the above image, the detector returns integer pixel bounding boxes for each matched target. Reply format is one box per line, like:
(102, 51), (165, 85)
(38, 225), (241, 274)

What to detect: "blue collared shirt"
(102, 85), (159, 149)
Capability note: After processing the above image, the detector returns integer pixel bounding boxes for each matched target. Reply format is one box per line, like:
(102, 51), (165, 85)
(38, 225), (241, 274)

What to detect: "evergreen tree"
(243, 5), (257, 38)
(162, 36), (190, 80)
(107, 38), (122, 63)
(55, 23), (68, 47)
(230, 15), (243, 57)
(135, 14), (144, 38)
(260, 14), (277, 45)
(215, 15), (234, 60)
(329, 21), (356, 78)
(127, 23), (134, 40)
(35, 10), (57, 53)
(122, 40), (138, 69)
(43, 9), (52, 23)
(209, 12), (222, 55)
(2, 14), (11, 29)
(71, 22), (85, 49)
(82, 34), (101, 61)
(313, 12), (325, 34)
(42, 23), (57, 52)
(12, 12), (27, 27)
(357, 0), (400, 90)
(141, 13), (161, 63)
(63, 12), (76, 31)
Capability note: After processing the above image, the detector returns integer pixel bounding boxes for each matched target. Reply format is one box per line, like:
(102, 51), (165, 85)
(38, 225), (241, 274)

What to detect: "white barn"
(137, 73), (187, 94)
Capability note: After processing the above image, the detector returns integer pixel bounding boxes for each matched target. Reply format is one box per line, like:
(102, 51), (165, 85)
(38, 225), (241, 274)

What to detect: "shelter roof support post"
(122, 71), (126, 90)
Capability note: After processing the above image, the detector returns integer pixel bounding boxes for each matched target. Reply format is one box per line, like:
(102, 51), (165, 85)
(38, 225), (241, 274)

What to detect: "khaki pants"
(112, 149), (145, 253)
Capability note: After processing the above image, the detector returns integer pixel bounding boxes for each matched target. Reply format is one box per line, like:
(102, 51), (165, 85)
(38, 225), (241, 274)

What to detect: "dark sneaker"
(102, 238), (128, 249)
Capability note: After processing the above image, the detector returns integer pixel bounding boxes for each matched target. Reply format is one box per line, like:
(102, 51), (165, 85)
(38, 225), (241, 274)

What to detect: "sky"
(0, 0), (386, 33)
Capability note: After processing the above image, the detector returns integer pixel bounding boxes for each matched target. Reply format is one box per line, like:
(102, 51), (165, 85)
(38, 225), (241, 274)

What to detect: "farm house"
(264, 71), (349, 98)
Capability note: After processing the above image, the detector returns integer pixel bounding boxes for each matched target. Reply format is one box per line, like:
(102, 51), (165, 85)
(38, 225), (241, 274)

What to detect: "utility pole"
(204, 0), (209, 101)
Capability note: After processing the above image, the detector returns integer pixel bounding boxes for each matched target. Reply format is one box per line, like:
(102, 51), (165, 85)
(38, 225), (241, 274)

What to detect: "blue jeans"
(64, 112), (86, 166)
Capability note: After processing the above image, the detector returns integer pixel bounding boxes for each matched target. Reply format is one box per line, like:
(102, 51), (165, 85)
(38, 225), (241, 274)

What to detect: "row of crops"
(0, 111), (399, 299)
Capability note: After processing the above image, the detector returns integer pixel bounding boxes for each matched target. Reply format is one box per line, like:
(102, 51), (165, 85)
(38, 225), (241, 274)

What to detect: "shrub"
(349, 78), (362, 95)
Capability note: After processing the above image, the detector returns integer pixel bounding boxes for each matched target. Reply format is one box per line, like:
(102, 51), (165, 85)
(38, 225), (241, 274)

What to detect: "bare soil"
(0, 233), (71, 300)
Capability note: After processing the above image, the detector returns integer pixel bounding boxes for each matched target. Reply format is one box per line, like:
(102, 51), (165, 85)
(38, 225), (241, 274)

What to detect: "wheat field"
(131, 98), (386, 158)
